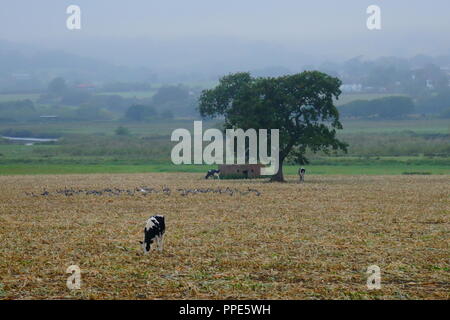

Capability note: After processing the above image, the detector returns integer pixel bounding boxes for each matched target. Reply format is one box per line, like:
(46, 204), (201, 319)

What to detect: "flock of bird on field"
(25, 186), (262, 197)
(24, 168), (306, 253)
(25, 167), (305, 198)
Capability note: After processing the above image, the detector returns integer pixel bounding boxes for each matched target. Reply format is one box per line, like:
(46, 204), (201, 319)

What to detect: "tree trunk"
(270, 159), (285, 182)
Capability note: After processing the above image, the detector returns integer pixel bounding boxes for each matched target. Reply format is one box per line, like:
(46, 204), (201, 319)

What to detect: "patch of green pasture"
(0, 118), (447, 137)
(341, 119), (450, 134)
(335, 93), (406, 106)
(95, 91), (156, 99)
(0, 93), (41, 103)
(0, 163), (448, 176)
(0, 120), (204, 137)
(284, 164), (450, 175)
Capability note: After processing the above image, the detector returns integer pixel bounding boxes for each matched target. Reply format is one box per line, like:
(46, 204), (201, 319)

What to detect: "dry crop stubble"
(0, 173), (448, 299)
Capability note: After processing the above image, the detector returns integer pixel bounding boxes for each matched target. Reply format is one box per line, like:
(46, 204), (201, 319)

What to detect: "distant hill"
(0, 39), (157, 92)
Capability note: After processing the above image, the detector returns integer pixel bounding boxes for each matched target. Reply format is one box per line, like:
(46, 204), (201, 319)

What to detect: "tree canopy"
(198, 71), (348, 181)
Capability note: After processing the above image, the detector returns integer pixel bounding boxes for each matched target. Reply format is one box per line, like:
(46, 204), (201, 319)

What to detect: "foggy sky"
(1, 0), (449, 72)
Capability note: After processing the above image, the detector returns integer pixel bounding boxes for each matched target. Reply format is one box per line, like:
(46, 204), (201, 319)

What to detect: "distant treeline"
(2, 74), (450, 122)
(0, 77), (201, 122)
(339, 92), (450, 119)
(339, 96), (414, 119)
(0, 99), (37, 122)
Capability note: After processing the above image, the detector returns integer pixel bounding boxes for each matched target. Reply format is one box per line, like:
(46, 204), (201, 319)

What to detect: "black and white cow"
(298, 167), (306, 182)
(205, 169), (220, 180)
(140, 215), (165, 254)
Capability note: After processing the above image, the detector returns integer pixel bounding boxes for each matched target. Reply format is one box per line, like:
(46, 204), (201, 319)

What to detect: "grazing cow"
(298, 167), (306, 182)
(140, 215), (165, 254)
(205, 169), (220, 180)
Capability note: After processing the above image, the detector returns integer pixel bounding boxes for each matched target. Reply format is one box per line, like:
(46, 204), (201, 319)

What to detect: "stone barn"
(218, 164), (264, 179)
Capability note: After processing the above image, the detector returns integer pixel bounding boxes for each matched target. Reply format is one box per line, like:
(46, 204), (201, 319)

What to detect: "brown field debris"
(0, 173), (448, 299)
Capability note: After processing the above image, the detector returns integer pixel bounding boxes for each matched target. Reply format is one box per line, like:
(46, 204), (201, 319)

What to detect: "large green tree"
(198, 71), (348, 182)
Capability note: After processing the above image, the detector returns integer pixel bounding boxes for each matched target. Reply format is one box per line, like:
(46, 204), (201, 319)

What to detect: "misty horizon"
(1, 1), (449, 75)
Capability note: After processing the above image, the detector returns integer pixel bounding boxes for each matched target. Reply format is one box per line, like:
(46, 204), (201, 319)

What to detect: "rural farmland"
(0, 173), (448, 299)
(1, 1), (450, 306)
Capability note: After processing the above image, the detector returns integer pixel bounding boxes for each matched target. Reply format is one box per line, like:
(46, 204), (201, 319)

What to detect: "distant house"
(218, 164), (264, 179)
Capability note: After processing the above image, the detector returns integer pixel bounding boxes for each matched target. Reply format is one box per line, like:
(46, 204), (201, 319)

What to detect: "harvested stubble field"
(0, 173), (448, 300)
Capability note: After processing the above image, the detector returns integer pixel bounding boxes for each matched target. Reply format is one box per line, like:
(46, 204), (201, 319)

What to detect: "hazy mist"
(1, 1), (450, 74)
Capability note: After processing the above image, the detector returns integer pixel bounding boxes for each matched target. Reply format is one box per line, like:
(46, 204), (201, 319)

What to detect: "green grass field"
(0, 162), (449, 176)
(95, 91), (157, 99)
(0, 120), (219, 137)
(1, 119), (448, 137)
(0, 91), (398, 105)
(96, 89), (401, 105)
(0, 93), (41, 103)
(334, 93), (407, 106)
(341, 119), (450, 134)
(0, 114), (448, 176)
